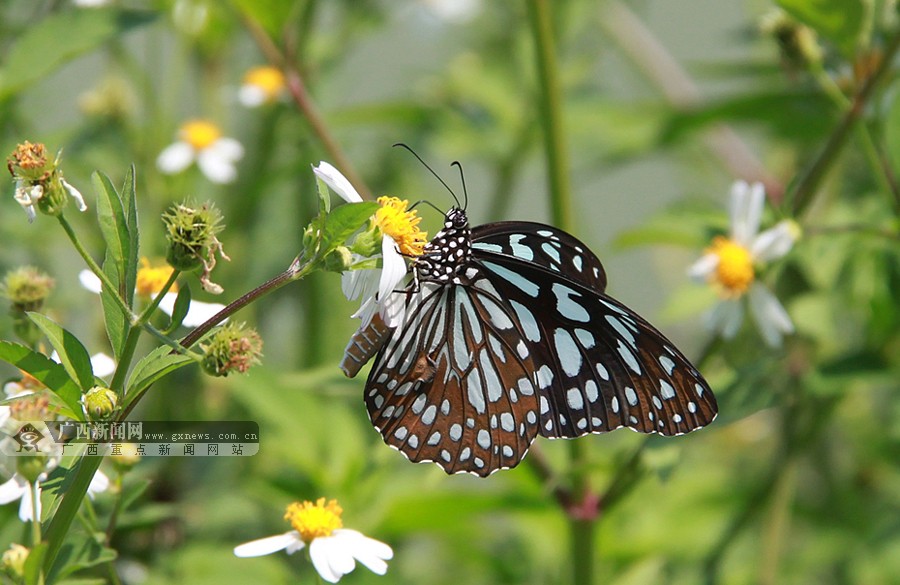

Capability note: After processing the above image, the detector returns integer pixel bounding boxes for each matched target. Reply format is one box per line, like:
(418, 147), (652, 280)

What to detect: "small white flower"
(0, 475), (41, 522)
(688, 181), (799, 347)
(73, 0), (112, 6)
(79, 269), (225, 327)
(234, 498), (393, 584)
(87, 470), (110, 499)
(238, 66), (287, 108)
(313, 162), (424, 328)
(13, 181), (43, 223)
(157, 120), (243, 184)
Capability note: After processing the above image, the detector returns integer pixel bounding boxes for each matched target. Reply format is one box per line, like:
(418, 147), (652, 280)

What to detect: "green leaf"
(316, 175), (332, 215)
(93, 171), (130, 301)
(776, 0), (864, 58)
(23, 542), (47, 585)
(233, 0), (299, 39)
(99, 267), (127, 360)
(120, 478), (152, 512)
(320, 201), (380, 253)
(124, 346), (194, 404)
(43, 456), (103, 576)
(26, 313), (95, 392)
(47, 534), (117, 583)
(165, 284), (192, 334)
(121, 165), (140, 309)
(0, 342), (84, 418)
(0, 9), (157, 100)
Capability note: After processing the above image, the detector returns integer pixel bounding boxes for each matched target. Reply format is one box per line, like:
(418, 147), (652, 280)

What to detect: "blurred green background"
(2, 1), (900, 584)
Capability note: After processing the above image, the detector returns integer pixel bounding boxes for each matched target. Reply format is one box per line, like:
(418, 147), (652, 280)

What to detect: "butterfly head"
(413, 207), (471, 282)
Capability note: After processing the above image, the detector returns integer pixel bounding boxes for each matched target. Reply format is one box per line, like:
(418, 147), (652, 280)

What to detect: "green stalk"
(527, 0), (573, 229)
(42, 455), (103, 575)
(791, 29), (900, 216)
(527, 1), (594, 583)
(57, 215), (134, 321)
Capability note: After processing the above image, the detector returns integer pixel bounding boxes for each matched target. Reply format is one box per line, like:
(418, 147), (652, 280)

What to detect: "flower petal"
(334, 529), (393, 574)
(61, 179), (88, 212)
(87, 470), (110, 498)
(156, 142), (195, 174)
(91, 353), (117, 378)
(687, 253), (719, 282)
(751, 220), (796, 262)
(747, 283), (793, 348)
(18, 482), (39, 522)
(238, 85), (267, 108)
(707, 299), (743, 339)
(197, 150), (238, 184)
(209, 137), (245, 162)
(79, 270), (103, 294)
(729, 181), (765, 247)
(313, 162), (363, 203)
(309, 537), (348, 583)
(157, 293), (226, 328)
(234, 531), (301, 557)
(0, 475), (27, 505)
(378, 236), (409, 327)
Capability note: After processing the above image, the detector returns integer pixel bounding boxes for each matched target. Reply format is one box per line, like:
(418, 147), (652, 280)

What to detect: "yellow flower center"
(136, 259), (177, 297)
(374, 196), (428, 256)
(708, 236), (755, 296)
(284, 498), (343, 542)
(179, 120), (222, 151)
(243, 66), (286, 99)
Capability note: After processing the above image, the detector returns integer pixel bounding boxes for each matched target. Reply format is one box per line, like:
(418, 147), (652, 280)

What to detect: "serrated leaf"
(26, 313), (94, 392)
(0, 9), (157, 99)
(93, 171), (130, 300)
(165, 285), (192, 334)
(0, 343), (83, 418)
(776, 0), (864, 58)
(320, 201), (380, 253)
(121, 165), (140, 309)
(124, 346), (193, 404)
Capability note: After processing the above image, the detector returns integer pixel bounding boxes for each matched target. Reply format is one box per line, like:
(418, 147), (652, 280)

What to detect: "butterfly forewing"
(472, 222), (607, 292)
(363, 275), (542, 476)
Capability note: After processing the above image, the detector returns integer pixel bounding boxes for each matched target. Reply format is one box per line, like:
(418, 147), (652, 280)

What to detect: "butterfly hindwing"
(363, 275), (543, 476)
(472, 252), (717, 438)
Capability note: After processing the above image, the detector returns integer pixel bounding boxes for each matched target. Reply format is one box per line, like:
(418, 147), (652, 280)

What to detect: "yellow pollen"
(708, 236), (754, 296)
(136, 259), (177, 297)
(11, 141), (48, 171)
(243, 66), (286, 99)
(179, 120), (222, 151)
(374, 196), (428, 256)
(284, 498), (343, 542)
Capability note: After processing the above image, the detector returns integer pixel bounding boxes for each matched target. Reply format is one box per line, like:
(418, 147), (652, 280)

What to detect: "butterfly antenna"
(450, 161), (468, 211)
(393, 143), (462, 209)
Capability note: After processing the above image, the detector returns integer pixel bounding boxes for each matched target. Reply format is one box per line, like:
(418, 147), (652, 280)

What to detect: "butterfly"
(341, 207), (717, 477)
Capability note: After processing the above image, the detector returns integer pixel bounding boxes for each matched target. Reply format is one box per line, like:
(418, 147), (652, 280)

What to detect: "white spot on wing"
(554, 328), (582, 377)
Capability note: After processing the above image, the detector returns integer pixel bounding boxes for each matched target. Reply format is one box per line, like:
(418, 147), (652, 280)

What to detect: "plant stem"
(31, 480), (41, 545)
(527, 0), (573, 229)
(527, 2), (595, 583)
(759, 457), (798, 585)
(240, 12), (373, 201)
(791, 29), (900, 216)
(57, 215), (134, 321)
(179, 256), (311, 349)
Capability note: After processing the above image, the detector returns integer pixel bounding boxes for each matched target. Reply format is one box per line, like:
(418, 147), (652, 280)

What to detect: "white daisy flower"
(238, 66), (287, 108)
(688, 181), (799, 347)
(313, 161), (426, 328)
(156, 120), (244, 184)
(79, 267), (225, 328)
(234, 498), (393, 584)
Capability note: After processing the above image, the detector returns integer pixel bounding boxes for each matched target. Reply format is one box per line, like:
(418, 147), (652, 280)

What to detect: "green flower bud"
(349, 224), (382, 258)
(8, 142), (87, 222)
(162, 202), (229, 293)
(323, 246), (354, 273)
(2, 266), (55, 313)
(2, 544), (28, 578)
(201, 322), (263, 377)
(82, 386), (119, 420)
